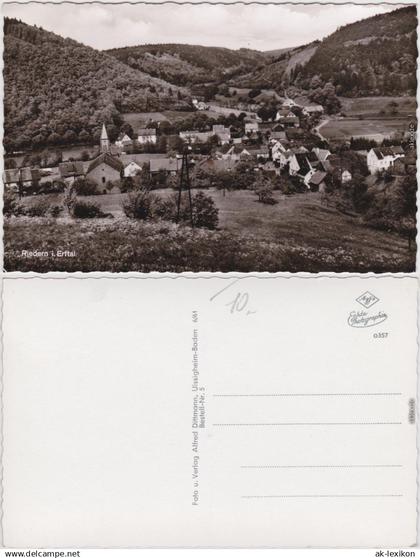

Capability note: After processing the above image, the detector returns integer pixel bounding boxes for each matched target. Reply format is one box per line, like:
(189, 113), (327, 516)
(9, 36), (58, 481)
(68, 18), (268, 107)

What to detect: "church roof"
(100, 123), (109, 141)
(86, 152), (124, 174)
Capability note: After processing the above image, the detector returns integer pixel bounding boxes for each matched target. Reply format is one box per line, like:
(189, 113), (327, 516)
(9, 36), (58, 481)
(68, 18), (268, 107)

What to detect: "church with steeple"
(100, 123), (110, 153)
(84, 123), (124, 190)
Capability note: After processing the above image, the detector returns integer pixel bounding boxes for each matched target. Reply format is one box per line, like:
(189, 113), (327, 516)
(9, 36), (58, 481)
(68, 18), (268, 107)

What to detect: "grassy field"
(6, 189), (414, 272)
(340, 96), (416, 118)
(321, 117), (411, 142)
(122, 112), (169, 128)
(122, 109), (223, 129)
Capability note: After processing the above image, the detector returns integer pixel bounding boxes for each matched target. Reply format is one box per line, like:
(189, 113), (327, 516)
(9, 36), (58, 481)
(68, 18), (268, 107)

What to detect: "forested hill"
(231, 6), (417, 97)
(292, 6), (417, 96)
(106, 43), (267, 85)
(4, 18), (189, 151)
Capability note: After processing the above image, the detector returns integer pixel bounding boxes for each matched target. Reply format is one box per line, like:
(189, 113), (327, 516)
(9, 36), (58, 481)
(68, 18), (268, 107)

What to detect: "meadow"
(319, 96), (416, 142)
(321, 117), (411, 142)
(339, 96), (416, 118)
(5, 189), (414, 273)
(122, 109), (223, 129)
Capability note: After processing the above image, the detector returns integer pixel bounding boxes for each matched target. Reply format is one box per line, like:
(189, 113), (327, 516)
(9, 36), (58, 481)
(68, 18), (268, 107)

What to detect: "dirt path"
(313, 118), (330, 141)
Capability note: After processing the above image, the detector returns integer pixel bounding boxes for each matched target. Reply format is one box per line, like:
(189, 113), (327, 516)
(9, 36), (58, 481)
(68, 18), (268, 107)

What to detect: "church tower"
(100, 123), (110, 153)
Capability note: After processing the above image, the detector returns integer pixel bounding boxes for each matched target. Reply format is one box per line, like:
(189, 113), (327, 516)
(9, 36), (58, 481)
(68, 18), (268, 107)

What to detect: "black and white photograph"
(3, 2), (417, 272)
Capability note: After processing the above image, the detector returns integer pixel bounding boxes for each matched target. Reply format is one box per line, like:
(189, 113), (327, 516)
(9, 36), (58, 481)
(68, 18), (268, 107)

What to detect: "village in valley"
(5, 96), (415, 197)
(3, 5), (417, 273)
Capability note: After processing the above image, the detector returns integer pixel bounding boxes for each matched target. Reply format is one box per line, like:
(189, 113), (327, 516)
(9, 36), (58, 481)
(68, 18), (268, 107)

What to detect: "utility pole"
(176, 147), (194, 227)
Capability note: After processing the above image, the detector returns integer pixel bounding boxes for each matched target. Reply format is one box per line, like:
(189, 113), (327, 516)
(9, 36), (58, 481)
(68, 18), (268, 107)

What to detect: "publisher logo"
(348, 310), (388, 328)
(356, 291), (379, 309)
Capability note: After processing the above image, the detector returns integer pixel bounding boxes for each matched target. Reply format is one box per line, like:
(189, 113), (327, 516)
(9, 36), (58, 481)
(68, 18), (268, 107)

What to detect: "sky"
(3, 2), (410, 51)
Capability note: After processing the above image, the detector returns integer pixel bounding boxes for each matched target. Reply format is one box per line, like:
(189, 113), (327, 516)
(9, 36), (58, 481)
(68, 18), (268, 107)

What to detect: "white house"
(302, 105), (324, 116)
(367, 146), (404, 174)
(138, 128), (157, 144)
(248, 146), (270, 161)
(275, 110), (299, 127)
(212, 125), (231, 144)
(124, 161), (142, 177)
(271, 140), (287, 163)
(342, 169), (353, 183)
(115, 133), (133, 149)
(289, 152), (318, 187)
(180, 130), (213, 144)
(245, 122), (259, 134)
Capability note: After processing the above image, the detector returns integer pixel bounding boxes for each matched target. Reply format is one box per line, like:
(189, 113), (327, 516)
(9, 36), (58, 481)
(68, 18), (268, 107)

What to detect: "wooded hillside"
(107, 43), (266, 85)
(4, 18), (189, 151)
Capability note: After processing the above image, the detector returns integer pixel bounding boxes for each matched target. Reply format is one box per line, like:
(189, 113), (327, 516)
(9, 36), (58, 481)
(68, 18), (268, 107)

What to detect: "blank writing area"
(2, 278), (197, 548)
(199, 276), (417, 547)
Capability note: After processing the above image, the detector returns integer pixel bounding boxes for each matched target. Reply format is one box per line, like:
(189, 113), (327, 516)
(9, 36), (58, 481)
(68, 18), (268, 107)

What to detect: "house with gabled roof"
(275, 109), (299, 128)
(3, 167), (41, 190)
(247, 146), (270, 161)
(308, 170), (328, 192)
(59, 161), (85, 181)
(312, 147), (331, 162)
(115, 133), (133, 150)
(393, 153), (416, 175)
(289, 151), (320, 186)
(124, 161), (142, 178)
(179, 130), (212, 144)
(245, 121), (259, 134)
(270, 131), (288, 141)
(138, 128), (157, 144)
(321, 156), (353, 184)
(271, 139), (289, 163)
(212, 124), (231, 145)
(261, 160), (280, 177)
(302, 105), (324, 116)
(150, 157), (181, 175)
(197, 157), (237, 174)
(222, 144), (250, 161)
(367, 146), (404, 174)
(86, 152), (124, 188)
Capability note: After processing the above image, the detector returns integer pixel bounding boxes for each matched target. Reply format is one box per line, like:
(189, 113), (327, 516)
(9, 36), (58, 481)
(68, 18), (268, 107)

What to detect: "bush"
(154, 194), (180, 221)
(3, 189), (24, 216)
(38, 180), (66, 195)
(254, 174), (277, 204)
(154, 191), (219, 229)
(50, 205), (64, 218)
(72, 200), (105, 218)
(122, 189), (219, 229)
(23, 201), (64, 218)
(256, 185), (277, 204)
(72, 177), (100, 196)
(25, 198), (51, 217)
(120, 177), (135, 193)
(123, 190), (161, 220)
(191, 191), (219, 229)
